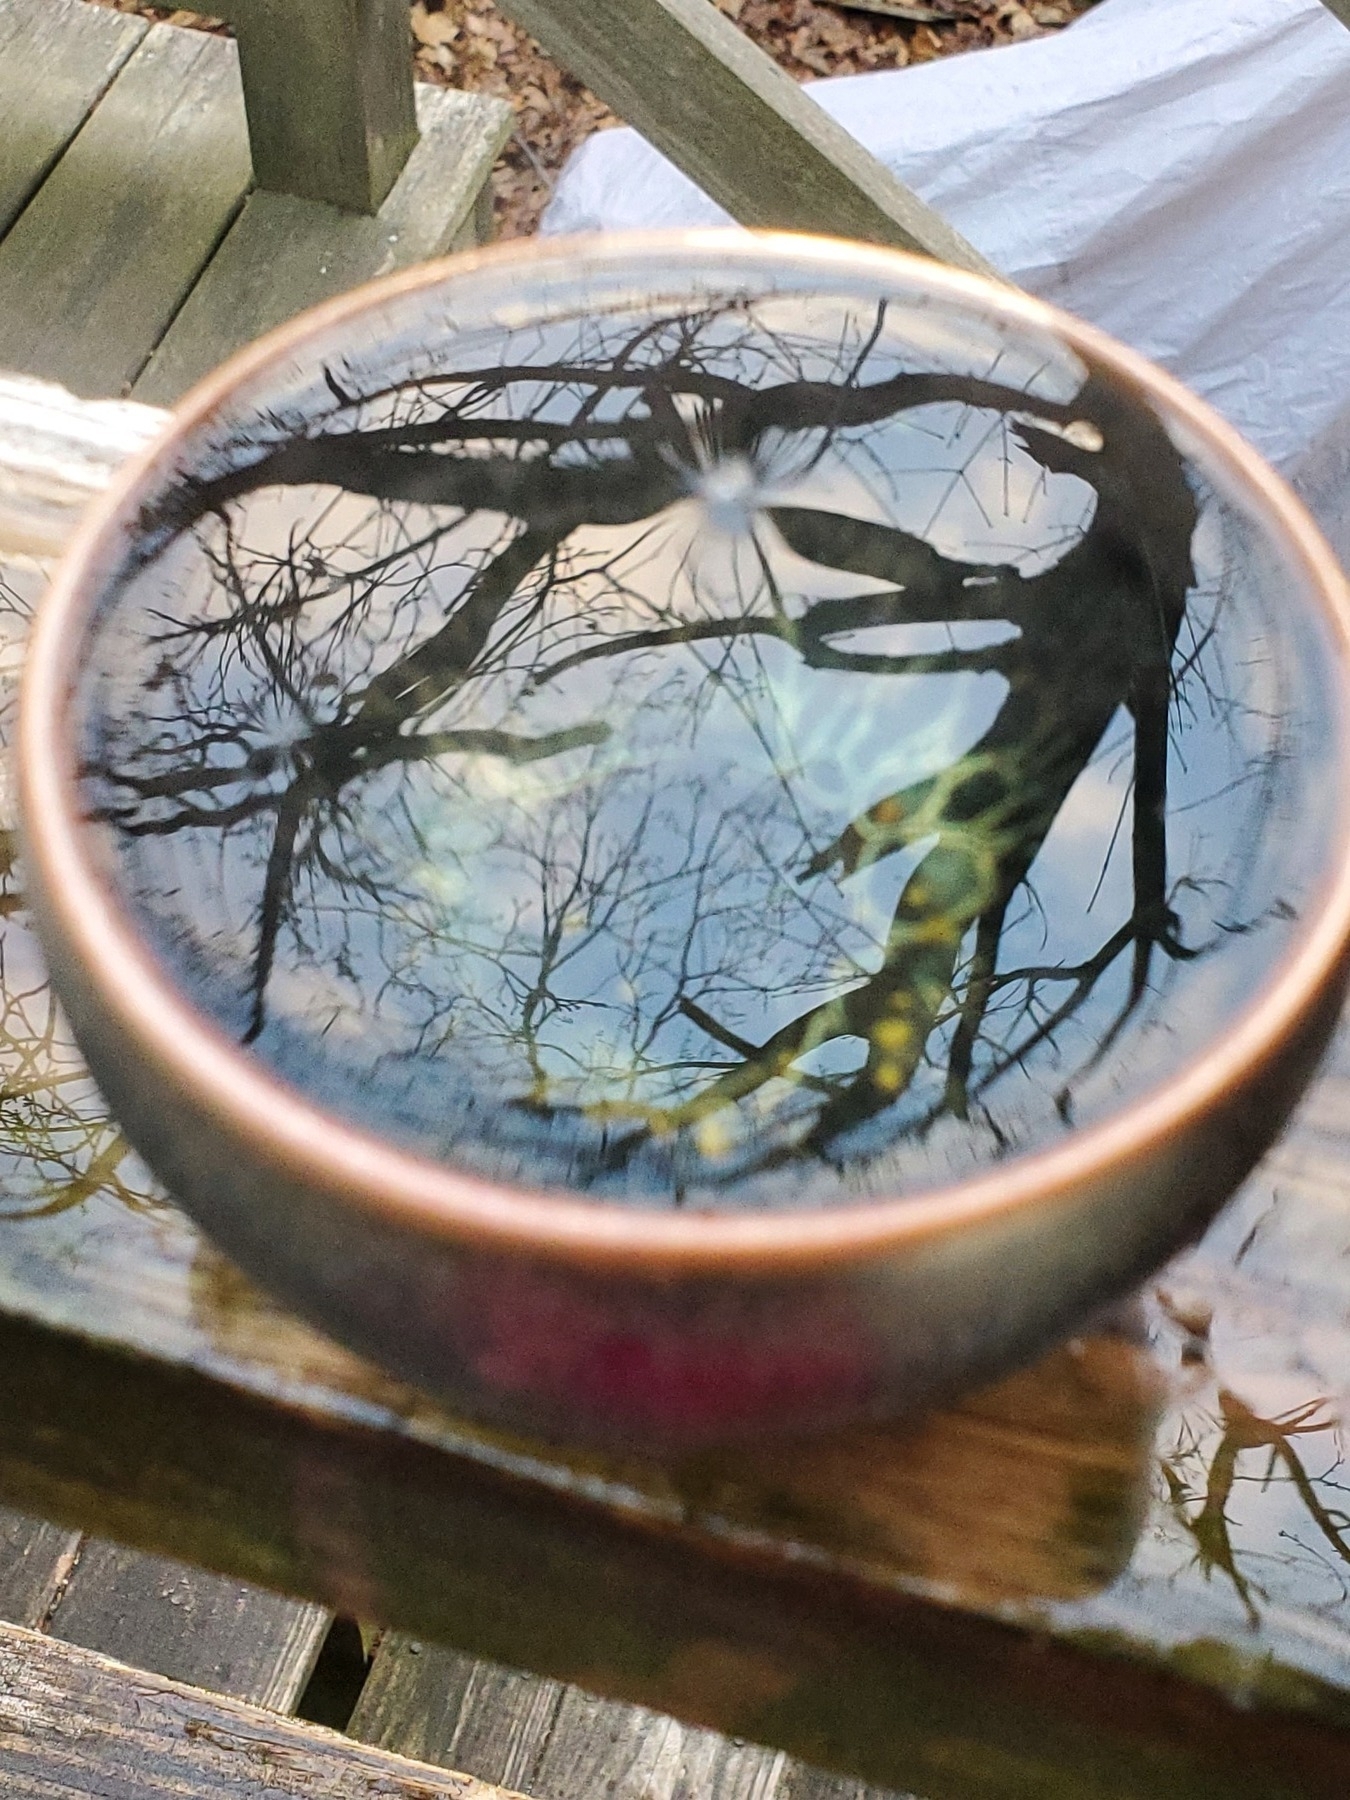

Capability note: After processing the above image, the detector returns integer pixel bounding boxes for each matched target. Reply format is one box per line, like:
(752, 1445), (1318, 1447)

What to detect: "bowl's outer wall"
(34, 835), (1350, 1449)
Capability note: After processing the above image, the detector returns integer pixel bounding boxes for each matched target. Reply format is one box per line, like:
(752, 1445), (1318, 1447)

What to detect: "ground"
(89, 0), (1098, 236)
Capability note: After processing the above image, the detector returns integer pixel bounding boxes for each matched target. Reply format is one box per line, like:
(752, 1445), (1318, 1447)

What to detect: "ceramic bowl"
(20, 233), (1350, 1448)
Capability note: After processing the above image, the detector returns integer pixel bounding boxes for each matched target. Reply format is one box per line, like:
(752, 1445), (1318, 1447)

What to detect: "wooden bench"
(6, 4), (1350, 1797)
(6, 382), (1350, 1800)
(0, 0), (994, 1779)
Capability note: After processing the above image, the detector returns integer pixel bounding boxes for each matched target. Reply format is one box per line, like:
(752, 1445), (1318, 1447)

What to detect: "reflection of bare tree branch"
(0, 910), (162, 1219)
(154, 362), (1116, 538)
(353, 524), (565, 729)
(1163, 1393), (1350, 1627)
(87, 294), (1258, 1202)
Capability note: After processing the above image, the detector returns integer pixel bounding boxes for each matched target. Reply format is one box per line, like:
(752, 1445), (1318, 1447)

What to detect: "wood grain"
(351, 1637), (795, 1800)
(45, 1541), (330, 1711)
(0, 1505), (79, 1629)
(0, 374), (162, 564)
(135, 82), (512, 404)
(0, 1620), (522, 1799)
(351, 1645), (567, 1790)
(222, 0), (419, 213)
(0, 0), (147, 239)
(488, 0), (995, 273)
(0, 22), (252, 397)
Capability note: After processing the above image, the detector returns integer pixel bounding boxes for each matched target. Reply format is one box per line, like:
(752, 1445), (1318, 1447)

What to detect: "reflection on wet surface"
(0, 680), (1348, 1675)
(74, 290), (1335, 1208)
(3, 281), (1350, 1711)
(0, 568), (161, 1222)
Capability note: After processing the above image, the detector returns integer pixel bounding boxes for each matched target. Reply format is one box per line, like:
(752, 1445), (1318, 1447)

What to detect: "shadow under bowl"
(20, 232), (1350, 1449)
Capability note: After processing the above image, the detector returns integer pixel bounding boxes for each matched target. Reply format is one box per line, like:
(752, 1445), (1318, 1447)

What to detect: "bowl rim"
(20, 228), (1350, 1276)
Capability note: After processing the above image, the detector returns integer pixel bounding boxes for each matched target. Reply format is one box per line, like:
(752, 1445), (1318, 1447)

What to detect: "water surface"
(78, 287), (1335, 1207)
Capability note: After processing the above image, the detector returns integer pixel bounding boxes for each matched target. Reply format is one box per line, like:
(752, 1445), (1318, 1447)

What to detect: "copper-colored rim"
(21, 231), (1350, 1275)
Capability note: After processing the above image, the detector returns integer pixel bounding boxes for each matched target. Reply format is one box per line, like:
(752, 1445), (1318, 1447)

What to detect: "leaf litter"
(89, 0), (1097, 237)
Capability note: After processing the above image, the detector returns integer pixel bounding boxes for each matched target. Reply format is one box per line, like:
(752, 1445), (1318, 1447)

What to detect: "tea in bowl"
(21, 233), (1350, 1447)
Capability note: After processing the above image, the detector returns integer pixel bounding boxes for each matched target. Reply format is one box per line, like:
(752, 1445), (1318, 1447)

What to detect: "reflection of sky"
(79, 295), (1338, 1209)
(4, 275), (1350, 1720)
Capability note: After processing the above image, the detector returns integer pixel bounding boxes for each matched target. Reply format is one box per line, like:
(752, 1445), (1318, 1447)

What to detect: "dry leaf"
(829, 0), (954, 20)
(411, 1), (459, 47)
(85, 0), (1097, 239)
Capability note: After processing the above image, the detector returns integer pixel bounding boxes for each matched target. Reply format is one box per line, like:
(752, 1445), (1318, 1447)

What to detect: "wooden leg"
(224, 0), (419, 214)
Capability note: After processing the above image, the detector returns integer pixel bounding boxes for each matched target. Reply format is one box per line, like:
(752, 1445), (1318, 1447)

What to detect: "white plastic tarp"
(540, 0), (1350, 554)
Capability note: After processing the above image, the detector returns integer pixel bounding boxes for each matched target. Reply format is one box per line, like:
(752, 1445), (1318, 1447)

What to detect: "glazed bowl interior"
(19, 232), (1350, 1442)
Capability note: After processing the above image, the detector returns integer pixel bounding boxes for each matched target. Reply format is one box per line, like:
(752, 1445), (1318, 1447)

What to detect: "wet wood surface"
(2, 508), (1350, 1800)
(6, 1090), (1350, 1800)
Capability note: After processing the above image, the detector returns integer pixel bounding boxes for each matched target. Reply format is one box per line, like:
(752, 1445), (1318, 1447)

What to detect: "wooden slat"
(528, 1687), (787, 1800)
(0, 1504), (79, 1630)
(0, 0), (147, 239)
(135, 82), (512, 405)
(45, 1541), (330, 1712)
(351, 1644), (566, 1790)
(779, 1775), (878, 1800)
(0, 374), (162, 565)
(222, 0), (418, 213)
(490, 0), (995, 273)
(0, 1620), (521, 1799)
(350, 1636), (883, 1800)
(0, 22), (252, 398)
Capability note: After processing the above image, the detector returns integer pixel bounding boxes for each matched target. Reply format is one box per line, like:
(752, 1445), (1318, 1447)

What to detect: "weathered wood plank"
(0, 374), (162, 565)
(0, 1504), (79, 1629)
(135, 82), (512, 405)
(45, 1541), (330, 1711)
(526, 1684), (787, 1800)
(221, 0), (418, 213)
(355, 1642), (888, 1800)
(489, 0), (994, 273)
(0, 23), (252, 398)
(351, 1644), (566, 1790)
(4, 385), (1350, 1797)
(779, 1773), (889, 1800)
(0, 1620), (521, 1799)
(3, 1249), (1349, 1800)
(0, 0), (147, 240)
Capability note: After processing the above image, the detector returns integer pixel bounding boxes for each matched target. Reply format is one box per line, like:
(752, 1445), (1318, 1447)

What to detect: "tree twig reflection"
(87, 296), (1275, 1201)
